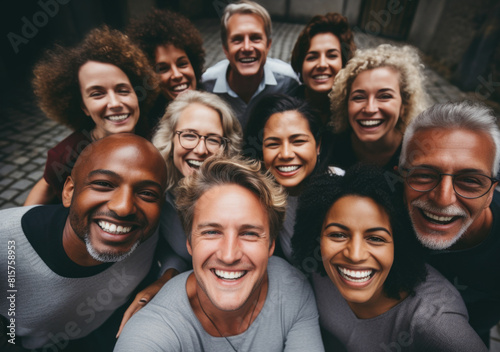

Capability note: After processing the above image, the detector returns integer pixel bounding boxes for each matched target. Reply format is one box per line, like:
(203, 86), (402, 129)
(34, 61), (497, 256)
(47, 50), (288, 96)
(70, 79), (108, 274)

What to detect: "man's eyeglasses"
(176, 130), (229, 153)
(400, 167), (498, 199)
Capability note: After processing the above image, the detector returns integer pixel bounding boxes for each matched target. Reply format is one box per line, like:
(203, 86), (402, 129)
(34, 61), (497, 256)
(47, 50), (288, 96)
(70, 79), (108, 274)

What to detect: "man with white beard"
(398, 101), (500, 347)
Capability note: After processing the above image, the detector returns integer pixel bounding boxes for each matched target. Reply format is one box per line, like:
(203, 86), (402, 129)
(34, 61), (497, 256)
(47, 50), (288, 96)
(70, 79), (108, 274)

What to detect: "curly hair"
(176, 155), (286, 243)
(292, 163), (427, 299)
(291, 12), (356, 81)
(243, 94), (323, 162)
(329, 44), (429, 134)
(127, 9), (205, 85)
(33, 26), (159, 133)
(152, 90), (243, 191)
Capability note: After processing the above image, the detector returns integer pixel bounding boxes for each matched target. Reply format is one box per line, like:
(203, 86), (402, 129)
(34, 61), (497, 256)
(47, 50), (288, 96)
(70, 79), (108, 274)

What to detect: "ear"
(316, 139), (321, 155)
(62, 176), (75, 208)
(266, 38), (272, 50)
(484, 184), (497, 209)
(186, 238), (193, 256)
(223, 45), (230, 60)
(81, 103), (90, 117)
(268, 239), (275, 257)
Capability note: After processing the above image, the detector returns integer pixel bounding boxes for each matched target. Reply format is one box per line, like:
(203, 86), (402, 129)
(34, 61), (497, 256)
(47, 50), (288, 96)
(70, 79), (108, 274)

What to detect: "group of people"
(1, 1), (499, 351)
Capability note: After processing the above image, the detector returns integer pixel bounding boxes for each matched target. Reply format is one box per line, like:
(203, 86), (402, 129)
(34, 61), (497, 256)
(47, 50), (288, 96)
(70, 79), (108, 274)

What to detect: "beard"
(408, 199), (473, 250)
(84, 232), (141, 262)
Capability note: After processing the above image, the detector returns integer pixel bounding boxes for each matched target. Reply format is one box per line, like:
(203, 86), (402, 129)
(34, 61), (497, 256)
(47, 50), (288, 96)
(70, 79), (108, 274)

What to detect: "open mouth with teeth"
(276, 165), (301, 175)
(239, 57), (257, 64)
(312, 74), (331, 81)
(212, 269), (247, 280)
(358, 120), (383, 128)
(106, 114), (130, 122)
(420, 209), (459, 225)
(337, 266), (374, 284)
(97, 220), (133, 235)
(171, 83), (190, 92)
(187, 159), (204, 169)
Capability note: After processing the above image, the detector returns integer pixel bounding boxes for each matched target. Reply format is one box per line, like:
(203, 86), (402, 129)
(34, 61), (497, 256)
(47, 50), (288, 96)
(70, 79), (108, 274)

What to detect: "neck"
(305, 88), (330, 125)
(348, 290), (407, 319)
(62, 218), (102, 266)
(187, 272), (267, 336)
(451, 207), (493, 250)
(350, 131), (402, 167)
(227, 67), (264, 104)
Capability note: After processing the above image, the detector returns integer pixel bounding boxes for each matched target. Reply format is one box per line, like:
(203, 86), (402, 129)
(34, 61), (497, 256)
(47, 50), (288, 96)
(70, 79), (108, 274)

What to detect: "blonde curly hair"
(329, 44), (428, 134)
(152, 90), (243, 191)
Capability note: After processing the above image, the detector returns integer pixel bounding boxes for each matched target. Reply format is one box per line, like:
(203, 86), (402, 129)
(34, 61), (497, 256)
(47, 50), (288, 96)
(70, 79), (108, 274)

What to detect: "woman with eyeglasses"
(292, 164), (487, 351)
(117, 90), (242, 336)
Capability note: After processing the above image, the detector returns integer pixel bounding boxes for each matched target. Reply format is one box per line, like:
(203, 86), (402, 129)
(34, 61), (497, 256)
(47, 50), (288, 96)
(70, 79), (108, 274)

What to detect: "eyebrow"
(324, 222), (392, 236)
(87, 169), (163, 189)
(263, 133), (310, 142)
(196, 223), (266, 232)
(307, 48), (340, 54)
(412, 165), (488, 174)
(350, 88), (397, 95)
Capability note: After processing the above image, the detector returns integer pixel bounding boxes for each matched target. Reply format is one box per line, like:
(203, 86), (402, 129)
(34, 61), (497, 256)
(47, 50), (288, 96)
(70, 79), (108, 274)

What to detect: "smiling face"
(348, 67), (403, 145)
(79, 61), (140, 140)
(173, 103), (224, 177)
(187, 184), (274, 311)
(301, 32), (342, 94)
(263, 111), (319, 193)
(223, 13), (271, 80)
(321, 196), (394, 312)
(403, 128), (496, 250)
(155, 44), (197, 102)
(62, 136), (166, 264)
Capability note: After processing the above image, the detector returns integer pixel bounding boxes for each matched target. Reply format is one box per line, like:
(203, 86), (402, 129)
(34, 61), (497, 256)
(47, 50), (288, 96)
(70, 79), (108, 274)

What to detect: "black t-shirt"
(427, 191), (500, 339)
(21, 205), (112, 278)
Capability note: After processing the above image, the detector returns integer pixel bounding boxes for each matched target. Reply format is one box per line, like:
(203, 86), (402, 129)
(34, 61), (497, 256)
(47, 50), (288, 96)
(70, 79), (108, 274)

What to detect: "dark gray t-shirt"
(115, 256), (324, 352)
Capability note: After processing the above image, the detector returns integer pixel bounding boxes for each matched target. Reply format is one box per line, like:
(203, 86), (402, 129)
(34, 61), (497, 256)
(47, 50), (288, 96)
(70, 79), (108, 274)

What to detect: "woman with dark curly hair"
(127, 9), (205, 127)
(292, 164), (487, 351)
(244, 94), (343, 261)
(24, 26), (159, 206)
(291, 13), (355, 124)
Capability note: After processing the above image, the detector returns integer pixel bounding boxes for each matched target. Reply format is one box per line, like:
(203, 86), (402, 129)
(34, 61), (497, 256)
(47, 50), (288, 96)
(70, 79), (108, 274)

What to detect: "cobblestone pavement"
(0, 19), (472, 210)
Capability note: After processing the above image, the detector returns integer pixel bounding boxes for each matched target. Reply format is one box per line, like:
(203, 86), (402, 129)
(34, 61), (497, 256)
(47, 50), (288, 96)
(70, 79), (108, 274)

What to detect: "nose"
(218, 233), (242, 264)
(243, 36), (252, 51)
(343, 235), (368, 263)
(278, 142), (294, 160)
(428, 175), (457, 207)
(193, 137), (209, 155)
(107, 91), (122, 109)
(171, 65), (183, 80)
(107, 187), (136, 218)
(318, 54), (327, 68)
(363, 97), (378, 114)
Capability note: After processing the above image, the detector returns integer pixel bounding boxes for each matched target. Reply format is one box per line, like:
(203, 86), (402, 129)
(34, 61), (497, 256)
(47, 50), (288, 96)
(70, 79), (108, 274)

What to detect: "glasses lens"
(454, 174), (491, 198)
(407, 168), (439, 192)
(179, 132), (199, 149)
(205, 135), (224, 153)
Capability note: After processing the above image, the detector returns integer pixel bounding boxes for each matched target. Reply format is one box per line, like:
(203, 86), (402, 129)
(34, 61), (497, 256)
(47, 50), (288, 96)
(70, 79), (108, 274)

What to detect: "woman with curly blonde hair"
(327, 44), (428, 171)
(24, 26), (159, 206)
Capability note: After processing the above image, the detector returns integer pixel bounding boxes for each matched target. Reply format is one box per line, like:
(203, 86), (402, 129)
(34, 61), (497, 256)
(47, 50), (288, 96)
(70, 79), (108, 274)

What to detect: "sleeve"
(283, 275), (325, 352)
(113, 304), (181, 352)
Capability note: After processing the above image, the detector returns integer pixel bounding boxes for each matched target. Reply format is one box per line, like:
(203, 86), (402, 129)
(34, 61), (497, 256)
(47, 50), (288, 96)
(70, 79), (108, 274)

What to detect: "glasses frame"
(175, 130), (229, 152)
(401, 166), (498, 199)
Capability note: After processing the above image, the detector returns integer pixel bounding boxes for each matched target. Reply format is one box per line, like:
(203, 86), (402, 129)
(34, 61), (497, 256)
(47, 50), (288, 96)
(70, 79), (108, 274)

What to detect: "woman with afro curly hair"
(24, 26), (159, 206)
(327, 44), (428, 172)
(127, 9), (205, 128)
(292, 164), (486, 351)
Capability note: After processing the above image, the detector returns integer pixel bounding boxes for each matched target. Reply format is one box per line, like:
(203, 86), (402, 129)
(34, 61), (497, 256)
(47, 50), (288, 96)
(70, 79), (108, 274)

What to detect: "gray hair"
(152, 90), (243, 191)
(399, 100), (500, 176)
(220, 0), (272, 49)
(176, 156), (287, 244)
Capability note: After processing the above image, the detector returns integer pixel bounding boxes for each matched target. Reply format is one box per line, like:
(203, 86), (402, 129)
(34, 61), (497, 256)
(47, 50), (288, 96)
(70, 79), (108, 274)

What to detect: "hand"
(116, 268), (178, 338)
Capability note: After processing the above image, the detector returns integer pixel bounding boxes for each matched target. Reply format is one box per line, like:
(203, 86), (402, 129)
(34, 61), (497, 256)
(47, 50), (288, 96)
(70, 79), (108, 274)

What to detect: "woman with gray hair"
(327, 44), (428, 171)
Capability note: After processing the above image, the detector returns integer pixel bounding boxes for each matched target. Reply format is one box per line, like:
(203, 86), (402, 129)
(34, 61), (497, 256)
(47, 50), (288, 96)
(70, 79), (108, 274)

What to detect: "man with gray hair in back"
(202, 0), (299, 126)
(115, 156), (324, 351)
(397, 100), (500, 346)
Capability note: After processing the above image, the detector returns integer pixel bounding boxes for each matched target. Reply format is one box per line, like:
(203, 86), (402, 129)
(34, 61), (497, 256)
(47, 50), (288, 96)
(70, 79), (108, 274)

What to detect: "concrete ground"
(0, 18), (498, 350)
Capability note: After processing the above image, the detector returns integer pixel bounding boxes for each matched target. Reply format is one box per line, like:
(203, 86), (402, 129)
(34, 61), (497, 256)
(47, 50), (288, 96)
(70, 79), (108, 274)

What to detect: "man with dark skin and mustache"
(0, 134), (167, 352)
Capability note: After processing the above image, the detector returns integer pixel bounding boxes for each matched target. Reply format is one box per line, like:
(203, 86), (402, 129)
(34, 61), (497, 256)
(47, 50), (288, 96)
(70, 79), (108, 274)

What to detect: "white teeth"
(214, 269), (245, 280)
(359, 120), (383, 127)
(107, 114), (129, 121)
(277, 165), (300, 172)
(240, 58), (256, 63)
(187, 160), (203, 167)
(338, 267), (373, 283)
(98, 221), (132, 235)
(423, 211), (454, 223)
(313, 75), (330, 80)
(172, 84), (188, 92)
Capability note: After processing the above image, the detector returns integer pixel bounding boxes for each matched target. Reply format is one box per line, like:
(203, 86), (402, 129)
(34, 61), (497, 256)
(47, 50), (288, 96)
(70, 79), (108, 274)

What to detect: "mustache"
(410, 199), (467, 217)
(93, 210), (139, 223)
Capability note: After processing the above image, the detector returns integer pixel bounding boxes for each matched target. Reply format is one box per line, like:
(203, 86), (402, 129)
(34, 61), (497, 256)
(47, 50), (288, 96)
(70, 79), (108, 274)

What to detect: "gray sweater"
(0, 206), (158, 350)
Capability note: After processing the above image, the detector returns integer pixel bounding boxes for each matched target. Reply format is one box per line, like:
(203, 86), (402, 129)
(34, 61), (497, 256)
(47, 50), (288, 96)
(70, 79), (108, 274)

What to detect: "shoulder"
(265, 58), (297, 78)
(0, 205), (37, 232)
(202, 60), (229, 81)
